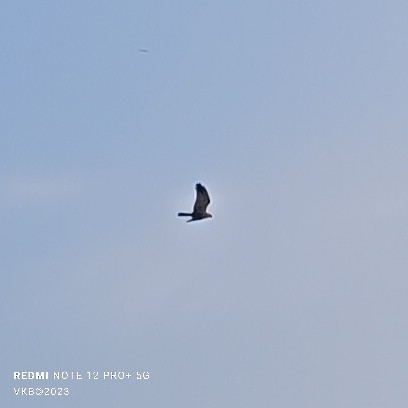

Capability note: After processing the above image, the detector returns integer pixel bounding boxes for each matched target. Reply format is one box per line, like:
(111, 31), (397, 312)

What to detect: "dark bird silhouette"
(138, 49), (149, 52)
(178, 183), (212, 222)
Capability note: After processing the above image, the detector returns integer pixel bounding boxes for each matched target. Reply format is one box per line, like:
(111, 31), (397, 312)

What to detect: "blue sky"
(1, 1), (408, 407)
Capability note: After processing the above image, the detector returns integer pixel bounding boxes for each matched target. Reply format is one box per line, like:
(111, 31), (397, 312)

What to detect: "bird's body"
(178, 183), (212, 222)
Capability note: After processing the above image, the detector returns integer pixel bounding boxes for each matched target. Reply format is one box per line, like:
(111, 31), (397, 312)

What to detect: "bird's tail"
(178, 212), (191, 217)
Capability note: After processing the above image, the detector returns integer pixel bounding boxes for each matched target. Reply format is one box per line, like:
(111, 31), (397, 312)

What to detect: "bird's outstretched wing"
(193, 183), (210, 214)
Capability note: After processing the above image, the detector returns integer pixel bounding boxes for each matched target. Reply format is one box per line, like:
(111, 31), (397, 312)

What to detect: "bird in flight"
(178, 183), (212, 222)
(138, 49), (149, 52)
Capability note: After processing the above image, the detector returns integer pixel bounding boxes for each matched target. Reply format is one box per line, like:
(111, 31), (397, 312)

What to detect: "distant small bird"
(138, 49), (149, 52)
(178, 183), (212, 222)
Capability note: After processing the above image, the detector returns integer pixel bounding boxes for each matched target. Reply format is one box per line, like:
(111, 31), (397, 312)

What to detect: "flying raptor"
(178, 183), (212, 222)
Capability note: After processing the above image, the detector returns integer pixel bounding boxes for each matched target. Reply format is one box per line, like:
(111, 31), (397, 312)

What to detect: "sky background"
(1, 0), (408, 406)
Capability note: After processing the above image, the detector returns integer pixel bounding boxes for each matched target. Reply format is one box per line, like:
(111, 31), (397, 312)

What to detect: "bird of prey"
(178, 183), (212, 222)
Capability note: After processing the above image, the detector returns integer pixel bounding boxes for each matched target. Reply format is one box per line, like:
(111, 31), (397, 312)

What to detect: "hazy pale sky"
(1, 1), (408, 407)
